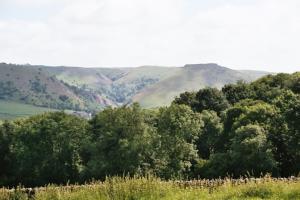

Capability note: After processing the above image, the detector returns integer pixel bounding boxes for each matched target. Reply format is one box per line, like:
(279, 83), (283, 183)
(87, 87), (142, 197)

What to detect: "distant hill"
(0, 62), (270, 117)
(133, 64), (269, 107)
(42, 65), (181, 106)
(0, 63), (87, 110)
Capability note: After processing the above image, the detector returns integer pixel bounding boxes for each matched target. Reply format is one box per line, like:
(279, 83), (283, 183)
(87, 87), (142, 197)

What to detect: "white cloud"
(0, 0), (299, 72)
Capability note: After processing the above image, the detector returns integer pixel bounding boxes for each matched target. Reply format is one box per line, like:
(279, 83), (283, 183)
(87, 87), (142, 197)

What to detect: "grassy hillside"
(0, 63), (87, 110)
(0, 62), (269, 113)
(0, 100), (56, 120)
(44, 65), (181, 105)
(133, 64), (269, 107)
(0, 63), (113, 111)
(44, 66), (117, 88)
(114, 66), (180, 84)
(44, 63), (268, 108)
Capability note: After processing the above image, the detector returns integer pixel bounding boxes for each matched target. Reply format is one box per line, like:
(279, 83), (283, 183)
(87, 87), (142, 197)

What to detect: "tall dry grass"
(1, 176), (299, 200)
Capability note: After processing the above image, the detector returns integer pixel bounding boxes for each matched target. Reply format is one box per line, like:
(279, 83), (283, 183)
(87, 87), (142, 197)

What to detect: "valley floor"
(2, 177), (300, 200)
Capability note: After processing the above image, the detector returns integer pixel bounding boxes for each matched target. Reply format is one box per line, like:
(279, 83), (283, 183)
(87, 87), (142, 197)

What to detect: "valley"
(0, 62), (269, 119)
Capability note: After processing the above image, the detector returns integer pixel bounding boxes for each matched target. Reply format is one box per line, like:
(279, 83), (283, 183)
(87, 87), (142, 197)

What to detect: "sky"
(0, 0), (299, 72)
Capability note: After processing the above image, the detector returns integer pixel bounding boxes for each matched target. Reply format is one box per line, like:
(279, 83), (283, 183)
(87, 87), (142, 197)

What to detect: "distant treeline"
(0, 72), (299, 187)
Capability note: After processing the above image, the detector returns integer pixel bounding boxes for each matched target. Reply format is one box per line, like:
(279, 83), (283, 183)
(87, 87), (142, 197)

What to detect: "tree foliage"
(154, 104), (202, 178)
(0, 72), (299, 187)
(0, 112), (88, 187)
(85, 103), (154, 179)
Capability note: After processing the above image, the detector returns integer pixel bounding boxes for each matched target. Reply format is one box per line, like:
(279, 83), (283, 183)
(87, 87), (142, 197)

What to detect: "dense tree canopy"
(222, 80), (254, 104)
(0, 72), (299, 187)
(84, 103), (153, 179)
(174, 88), (229, 114)
(154, 104), (202, 178)
(196, 110), (223, 159)
(0, 112), (88, 187)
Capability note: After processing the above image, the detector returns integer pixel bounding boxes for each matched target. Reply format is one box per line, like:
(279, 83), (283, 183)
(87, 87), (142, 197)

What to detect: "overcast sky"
(0, 0), (299, 72)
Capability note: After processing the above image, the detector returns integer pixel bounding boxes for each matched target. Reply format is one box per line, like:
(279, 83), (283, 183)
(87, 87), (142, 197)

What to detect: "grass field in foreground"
(2, 177), (300, 200)
(0, 100), (56, 120)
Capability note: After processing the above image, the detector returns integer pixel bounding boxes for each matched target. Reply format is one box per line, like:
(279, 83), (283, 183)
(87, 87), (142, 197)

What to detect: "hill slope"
(0, 62), (270, 114)
(133, 64), (268, 107)
(0, 63), (113, 112)
(0, 63), (85, 109)
(41, 65), (181, 105)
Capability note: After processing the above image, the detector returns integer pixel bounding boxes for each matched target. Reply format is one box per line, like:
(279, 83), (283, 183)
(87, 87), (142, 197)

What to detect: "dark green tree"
(223, 99), (277, 142)
(173, 91), (197, 107)
(229, 124), (278, 177)
(0, 121), (17, 186)
(222, 81), (255, 104)
(197, 125), (278, 178)
(271, 90), (300, 176)
(154, 104), (202, 178)
(12, 112), (88, 186)
(193, 88), (229, 114)
(196, 110), (223, 159)
(86, 103), (154, 179)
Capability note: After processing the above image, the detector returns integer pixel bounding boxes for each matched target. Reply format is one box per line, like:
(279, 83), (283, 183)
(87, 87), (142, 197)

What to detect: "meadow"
(1, 176), (300, 200)
(0, 100), (56, 120)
